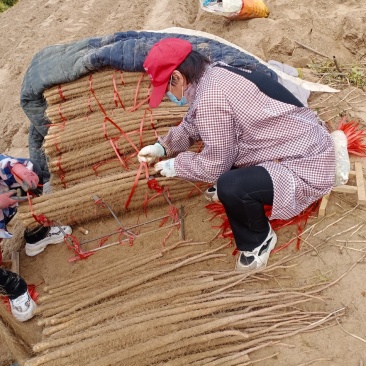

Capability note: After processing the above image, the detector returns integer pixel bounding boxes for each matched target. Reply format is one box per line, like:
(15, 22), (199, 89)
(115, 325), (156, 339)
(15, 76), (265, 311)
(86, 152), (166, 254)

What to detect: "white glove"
(137, 143), (165, 163)
(154, 159), (176, 178)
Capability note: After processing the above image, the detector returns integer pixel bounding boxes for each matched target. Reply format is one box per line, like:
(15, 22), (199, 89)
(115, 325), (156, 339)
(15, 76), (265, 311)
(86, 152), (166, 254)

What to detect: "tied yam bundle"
(17, 171), (207, 227)
(17, 69), (209, 227)
(42, 69), (189, 189)
(25, 242), (345, 366)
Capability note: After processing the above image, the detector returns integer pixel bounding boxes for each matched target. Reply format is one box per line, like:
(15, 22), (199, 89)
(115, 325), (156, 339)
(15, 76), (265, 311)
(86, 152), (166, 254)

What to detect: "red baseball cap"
(143, 38), (192, 108)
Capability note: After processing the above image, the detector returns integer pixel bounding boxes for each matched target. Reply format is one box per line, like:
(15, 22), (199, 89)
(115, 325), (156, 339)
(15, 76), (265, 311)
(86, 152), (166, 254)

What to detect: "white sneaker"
(236, 224), (277, 271)
(10, 290), (37, 322)
(204, 185), (219, 202)
(25, 226), (72, 256)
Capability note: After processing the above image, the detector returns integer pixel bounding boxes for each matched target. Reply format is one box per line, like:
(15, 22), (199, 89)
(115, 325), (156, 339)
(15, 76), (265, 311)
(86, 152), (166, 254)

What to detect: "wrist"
(154, 142), (166, 157)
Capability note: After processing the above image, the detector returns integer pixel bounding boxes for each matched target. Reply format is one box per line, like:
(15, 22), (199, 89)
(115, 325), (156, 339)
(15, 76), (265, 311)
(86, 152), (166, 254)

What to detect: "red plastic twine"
(112, 70), (126, 110)
(337, 117), (366, 156)
(129, 73), (150, 112)
(124, 162), (144, 209)
(58, 104), (67, 131)
(27, 192), (52, 227)
(57, 84), (67, 102)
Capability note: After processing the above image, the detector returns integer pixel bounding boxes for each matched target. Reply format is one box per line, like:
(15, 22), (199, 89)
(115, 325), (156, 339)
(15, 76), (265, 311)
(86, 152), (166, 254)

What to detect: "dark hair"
(172, 50), (210, 85)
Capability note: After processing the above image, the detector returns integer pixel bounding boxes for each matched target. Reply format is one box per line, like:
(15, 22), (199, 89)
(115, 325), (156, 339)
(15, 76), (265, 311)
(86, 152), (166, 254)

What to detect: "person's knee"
(217, 172), (235, 201)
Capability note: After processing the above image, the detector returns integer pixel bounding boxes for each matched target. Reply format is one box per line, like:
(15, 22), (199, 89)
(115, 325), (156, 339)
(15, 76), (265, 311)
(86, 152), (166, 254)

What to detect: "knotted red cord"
(112, 70), (126, 110)
(142, 165), (163, 215)
(65, 233), (93, 262)
(58, 104), (67, 131)
(167, 202), (179, 223)
(109, 138), (129, 170)
(56, 155), (67, 188)
(162, 227), (176, 248)
(139, 109), (157, 148)
(92, 158), (120, 176)
(125, 162), (144, 209)
(89, 74), (108, 116)
(129, 73), (150, 112)
(117, 227), (135, 246)
(27, 192), (52, 226)
(146, 175), (179, 224)
(88, 93), (94, 113)
(57, 85), (66, 102)
(102, 117), (140, 155)
(147, 177), (163, 193)
(53, 135), (61, 153)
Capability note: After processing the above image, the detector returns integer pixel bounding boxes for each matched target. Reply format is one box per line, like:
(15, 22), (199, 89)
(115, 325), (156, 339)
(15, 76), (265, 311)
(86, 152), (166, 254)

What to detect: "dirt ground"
(1, 0), (366, 365)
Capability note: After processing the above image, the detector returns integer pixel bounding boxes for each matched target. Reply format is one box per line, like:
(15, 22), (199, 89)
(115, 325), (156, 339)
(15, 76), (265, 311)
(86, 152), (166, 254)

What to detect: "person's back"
(193, 62), (334, 169)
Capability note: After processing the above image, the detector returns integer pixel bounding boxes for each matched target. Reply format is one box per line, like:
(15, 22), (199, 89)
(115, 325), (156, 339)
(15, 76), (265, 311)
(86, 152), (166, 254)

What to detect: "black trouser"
(217, 166), (274, 251)
(0, 268), (27, 299)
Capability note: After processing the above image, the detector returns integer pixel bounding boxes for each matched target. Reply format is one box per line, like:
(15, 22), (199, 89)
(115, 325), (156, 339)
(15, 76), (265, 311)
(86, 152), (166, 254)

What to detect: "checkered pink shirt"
(158, 63), (335, 219)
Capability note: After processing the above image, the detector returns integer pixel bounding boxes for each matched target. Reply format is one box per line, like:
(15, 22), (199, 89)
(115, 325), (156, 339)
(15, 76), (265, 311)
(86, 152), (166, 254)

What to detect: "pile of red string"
(337, 117), (366, 157)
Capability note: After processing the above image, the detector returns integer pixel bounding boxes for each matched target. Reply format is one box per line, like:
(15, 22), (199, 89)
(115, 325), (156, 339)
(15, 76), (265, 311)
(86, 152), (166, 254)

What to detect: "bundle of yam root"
(21, 239), (344, 366)
(17, 69), (209, 227)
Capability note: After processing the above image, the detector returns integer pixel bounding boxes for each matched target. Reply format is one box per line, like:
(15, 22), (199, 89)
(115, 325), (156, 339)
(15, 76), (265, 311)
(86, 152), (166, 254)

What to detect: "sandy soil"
(1, 0), (366, 365)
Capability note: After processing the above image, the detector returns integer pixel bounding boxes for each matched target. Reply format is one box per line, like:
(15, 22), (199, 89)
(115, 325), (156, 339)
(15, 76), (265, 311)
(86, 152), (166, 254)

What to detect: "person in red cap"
(138, 38), (335, 272)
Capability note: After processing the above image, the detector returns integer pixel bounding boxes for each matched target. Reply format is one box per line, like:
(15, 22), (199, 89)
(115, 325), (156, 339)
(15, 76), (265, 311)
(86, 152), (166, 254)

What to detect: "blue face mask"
(166, 90), (187, 106)
(166, 75), (188, 106)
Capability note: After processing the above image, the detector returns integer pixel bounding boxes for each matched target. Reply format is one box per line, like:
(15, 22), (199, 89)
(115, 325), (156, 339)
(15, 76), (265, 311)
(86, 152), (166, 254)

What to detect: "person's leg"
(0, 268), (37, 321)
(217, 166), (276, 270)
(28, 123), (50, 183)
(0, 268), (27, 299)
(24, 224), (73, 257)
